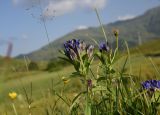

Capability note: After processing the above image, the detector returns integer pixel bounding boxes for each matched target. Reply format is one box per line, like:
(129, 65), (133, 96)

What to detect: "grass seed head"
(113, 29), (119, 37)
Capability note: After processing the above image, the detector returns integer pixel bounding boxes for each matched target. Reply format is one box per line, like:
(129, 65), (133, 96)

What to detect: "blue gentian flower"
(64, 39), (80, 60)
(142, 80), (151, 89)
(141, 80), (160, 90)
(64, 39), (94, 61)
(157, 81), (160, 88)
(150, 80), (157, 88)
(141, 80), (160, 97)
(99, 42), (110, 53)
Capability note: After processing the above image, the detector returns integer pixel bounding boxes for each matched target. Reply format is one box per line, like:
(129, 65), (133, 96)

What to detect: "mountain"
(16, 6), (160, 61)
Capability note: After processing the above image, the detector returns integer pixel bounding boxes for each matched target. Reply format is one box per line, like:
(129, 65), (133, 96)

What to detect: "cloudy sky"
(0, 0), (160, 57)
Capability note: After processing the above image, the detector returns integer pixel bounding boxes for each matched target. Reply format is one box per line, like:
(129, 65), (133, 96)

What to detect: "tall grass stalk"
(11, 102), (18, 115)
(23, 55), (29, 72)
(95, 8), (108, 42)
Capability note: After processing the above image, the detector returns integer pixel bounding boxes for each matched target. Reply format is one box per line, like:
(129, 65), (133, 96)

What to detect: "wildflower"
(87, 45), (94, 59)
(9, 92), (17, 100)
(150, 80), (158, 88)
(141, 80), (160, 90)
(64, 39), (80, 60)
(87, 79), (92, 89)
(157, 81), (160, 88)
(141, 80), (151, 89)
(99, 42), (110, 53)
(63, 79), (70, 84)
(79, 41), (86, 52)
(62, 77), (70, 85)
(141, 80), (160, 97)
(63, 39), (94, 76)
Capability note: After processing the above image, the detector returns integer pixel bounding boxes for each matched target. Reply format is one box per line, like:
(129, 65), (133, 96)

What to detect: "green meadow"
(0, 39), (160, 114)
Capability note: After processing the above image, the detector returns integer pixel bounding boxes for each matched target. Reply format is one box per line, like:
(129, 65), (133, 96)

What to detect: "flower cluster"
(64, 39), (80, 60)
(141, 80), (160, 91)
(63, 39), (94, 76)
(64, 39), (94, 61)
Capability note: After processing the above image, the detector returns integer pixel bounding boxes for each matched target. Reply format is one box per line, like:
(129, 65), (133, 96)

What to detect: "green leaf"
(71, 72), (81, 77)
(97, 77), (106, 82)
(85, 94), (91, 115)
(59, 49), (65, 55)
(59, 56), (73, 64)
(69, 91), (86, 113)
(55, 92), (70, 107)
(73, 60), (80, 71)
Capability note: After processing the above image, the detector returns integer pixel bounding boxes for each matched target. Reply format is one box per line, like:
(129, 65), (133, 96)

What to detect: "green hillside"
(16, 6), (160, 61)
(130, 39), (160, 55)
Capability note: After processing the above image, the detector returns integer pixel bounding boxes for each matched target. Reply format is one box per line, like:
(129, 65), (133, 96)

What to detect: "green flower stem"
(111, 35), (119, 63)
(79, 54), (86, 76)
(12, 102), (18, 115)
(116, 36), (119, 50)
(85, 79), (91, 115)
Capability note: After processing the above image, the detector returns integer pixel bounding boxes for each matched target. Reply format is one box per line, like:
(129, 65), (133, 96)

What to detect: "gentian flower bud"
(79, 41), (86, 52)
(87, 45), (94, 59)
(87, 79), (92, 89)
(99, 42), (110, 53)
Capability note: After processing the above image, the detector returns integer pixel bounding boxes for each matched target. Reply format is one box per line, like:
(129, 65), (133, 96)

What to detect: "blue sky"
(0, 0), (160, 57)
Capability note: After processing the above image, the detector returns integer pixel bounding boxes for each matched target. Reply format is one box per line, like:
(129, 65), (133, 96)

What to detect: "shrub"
(28, 61), (39, 71)
(46, 58), (70, 72)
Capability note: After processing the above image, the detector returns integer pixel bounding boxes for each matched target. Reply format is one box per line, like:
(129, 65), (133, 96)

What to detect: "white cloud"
(12, 0), (41, 7)
(43, 0), (76, 18)
(117, 15), (135, 21)
(76, 25), (88, 30)
(83, 0), (106, 9)
(22, 34), (28, 39)
(43, 0), (107, 18)
(12, 0), (107, 19)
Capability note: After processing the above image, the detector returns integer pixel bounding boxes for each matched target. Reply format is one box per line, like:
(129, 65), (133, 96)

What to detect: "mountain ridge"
(16, 5), (160, 61)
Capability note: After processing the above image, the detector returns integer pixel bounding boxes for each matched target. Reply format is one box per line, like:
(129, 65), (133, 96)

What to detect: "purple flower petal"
(157, 81), (160, 88)
(99, 42), (110, 52)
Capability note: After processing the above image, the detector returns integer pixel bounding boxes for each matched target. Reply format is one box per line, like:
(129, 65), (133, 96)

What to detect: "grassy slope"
(130, 39), (160, 54)
(123, 39), (160, 79)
